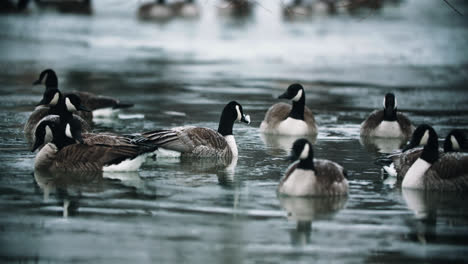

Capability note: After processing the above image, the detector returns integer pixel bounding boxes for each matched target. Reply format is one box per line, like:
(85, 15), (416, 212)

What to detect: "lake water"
(1, 0), (468, 263)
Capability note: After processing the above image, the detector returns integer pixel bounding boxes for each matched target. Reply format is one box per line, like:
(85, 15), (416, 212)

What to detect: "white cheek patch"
(65, 124), (73, 139)
(451, 135), (460, 150)
(45, 125), (53, 143)
(235, 105), (241, 121)
(394, 97), (397, 108)
(50, 92), (59, 106)
(65, 97), (77, 112)
(420, 130), (429, 146)
(383, 97), (386, 108)
(299, 143), (309, 160)
(292, 89), (303, 102)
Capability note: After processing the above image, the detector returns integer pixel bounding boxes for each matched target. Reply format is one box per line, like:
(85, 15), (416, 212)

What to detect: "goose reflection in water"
(260, 133), (317, 156)
(34, 170), (103, 217)
(402, 189), (468, 245)
(278, 195), (347, 246)
(359, 136), (407, 154)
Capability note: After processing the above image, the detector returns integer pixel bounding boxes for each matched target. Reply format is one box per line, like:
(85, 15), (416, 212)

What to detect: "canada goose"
(32, 117), (157, 172)
(142, 101), (250, 159)
(0, 0), (29, 13)
(34, 0), (92, 14)
(360, 93), (413, 138)
(384, 126), (467, 179)
(401, 127), (468, 191)
(217, 0), (253, 17)
(171, 0), (200, 18)
(444, 129), (467, 153)
(278, 139), (348, 196)
(260, 83), (317, 136)
(282, 0), (313, 19)
(138, 0), (173, 21)
(25, 89), (91, 147)
(33, 69), (134, 118)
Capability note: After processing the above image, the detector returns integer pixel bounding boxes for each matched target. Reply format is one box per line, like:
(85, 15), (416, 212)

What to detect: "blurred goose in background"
(400, 126), (468, 191)
(278, 139), (348, 196)
(32, 117), (157, 172)
(138, 0), (173, 20)
(0, 0), (29, 13)
(34, 0), (92, 14)
(142, 101), (250, 160)
(25, 89), (91, 148)
(33, 69), (134, 119)
(217, 0), (253, 17)
(171, 0), (200, 18)
(360, 93), (413, 138)
(260, 83), (317, 136)
(282, 0), (313, 19)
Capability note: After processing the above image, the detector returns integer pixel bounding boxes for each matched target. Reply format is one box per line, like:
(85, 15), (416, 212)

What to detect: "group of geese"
(25, 69), (468, 199)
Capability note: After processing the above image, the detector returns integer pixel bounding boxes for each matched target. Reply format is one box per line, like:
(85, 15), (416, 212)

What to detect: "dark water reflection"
(1, 0), (468, 263)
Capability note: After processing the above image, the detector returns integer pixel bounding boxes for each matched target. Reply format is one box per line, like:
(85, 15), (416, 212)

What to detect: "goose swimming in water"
(360, 93), (413, 138)
(33, 69), (134, 120)
(278, 139), (348, 197)
(25, 88), (91, 148)
(400, 126), (468, 191)
(142, 101), (250, 160)
(384, 125), (468, 179)
(32, 116), (157, 172)
(260, 83), (317, 136)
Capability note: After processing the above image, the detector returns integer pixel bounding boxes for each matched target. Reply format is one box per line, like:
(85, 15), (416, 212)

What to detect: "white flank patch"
(451, 135), (460, 150)
(402, 158), (431, 189)
(292, 89), (303, 102)
(152, 148), (182, 158)
(65, 98), (77, 112)
(93, 107), (118, 117)
(45, 125), (53, 144)
(235, 105), (241, 121)
(383, 163), (397, 177)
(65, 124), (73, 139)
(181, 5), (199, 17)
(299, 143), (309, 160)
(225, 135), (238, 157)
(149, 6), (172, 18)
(279, 169), (317, 196)
(103, 154), (148, 172)
(373, 121), (402, 138)
(276, 117), (309, 135)
(419, 130), (429, 146)
(50, 92), (59, 106)
(118, 113), (145, 120)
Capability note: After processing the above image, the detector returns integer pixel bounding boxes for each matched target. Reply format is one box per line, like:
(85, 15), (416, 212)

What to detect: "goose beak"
(278, 91), (289, 99)
(241, 114), (250, 124)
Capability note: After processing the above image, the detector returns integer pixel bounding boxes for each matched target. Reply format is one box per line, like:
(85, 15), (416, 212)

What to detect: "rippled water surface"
(1, 0), (468, 263)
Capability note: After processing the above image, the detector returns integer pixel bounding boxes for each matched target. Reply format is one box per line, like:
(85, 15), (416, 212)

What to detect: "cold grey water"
(1, 0), (468, 263)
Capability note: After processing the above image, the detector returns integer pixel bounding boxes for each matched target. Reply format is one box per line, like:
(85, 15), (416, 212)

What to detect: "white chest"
(224, 135), (238, 157)
(276, 117), (309, 136)
(279, 169), (317, 196)
(373, 121), (402, 138)
(402, 158), (431, 189)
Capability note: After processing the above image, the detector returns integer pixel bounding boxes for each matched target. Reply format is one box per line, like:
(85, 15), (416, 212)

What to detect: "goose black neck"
(421, 131), (439, 164)
(297, 156), (315, 170)
(289, 92), (305, 120)
(383, 107), (397, 121)
(217, 110), (235, 136)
